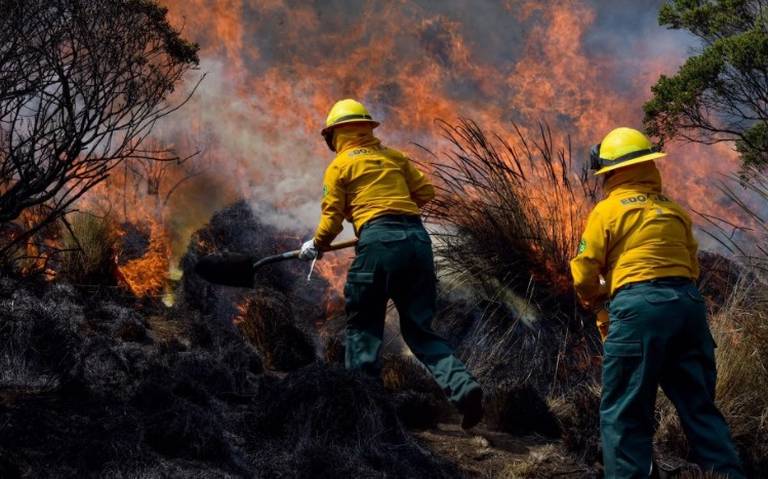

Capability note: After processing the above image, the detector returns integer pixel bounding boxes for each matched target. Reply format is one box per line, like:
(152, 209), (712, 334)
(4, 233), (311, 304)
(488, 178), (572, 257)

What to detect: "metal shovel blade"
(194, 253), (257, 288)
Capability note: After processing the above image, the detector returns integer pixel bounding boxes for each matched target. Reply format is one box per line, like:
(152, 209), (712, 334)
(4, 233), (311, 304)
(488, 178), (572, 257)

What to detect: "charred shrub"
(0, 392), (145, 475)
(248, 364), (403, 444)
(381, 354), (451, 428)
(320, 312), (346, 365)
(390, 390), (441, 430)
(173, 351), (238, 400)
(553, 383), (602, 465)
(182, 305), (264, 375)
(133, 370), (231, 462)
(245, 364), (459, 477)
(0, 285), (83, 387)
(0, 451), (20, 479)
(74, 339), (145, 398)
(484, 383), (560, 437)
(180, 200), (293, 311)
(88, 303), (149, 343)
(179, 200), (332, 334)
(290, 443), (364, 479)
(235, 288), (316, 371)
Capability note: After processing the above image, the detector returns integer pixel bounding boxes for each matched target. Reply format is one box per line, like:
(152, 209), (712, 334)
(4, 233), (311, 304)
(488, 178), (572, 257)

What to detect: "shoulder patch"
(322, 184), (328, 197)
(578, 239), (587, 254)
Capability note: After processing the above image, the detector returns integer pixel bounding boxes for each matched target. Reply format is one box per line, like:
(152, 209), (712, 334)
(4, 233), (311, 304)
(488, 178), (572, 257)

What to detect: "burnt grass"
(0, 201), (460, 478)
(0, 273), (460, 478)
(3, 200), (733, 477)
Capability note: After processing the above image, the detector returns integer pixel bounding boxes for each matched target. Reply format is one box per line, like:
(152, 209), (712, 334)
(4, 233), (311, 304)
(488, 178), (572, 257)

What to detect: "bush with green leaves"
(644, 0), (768, 168)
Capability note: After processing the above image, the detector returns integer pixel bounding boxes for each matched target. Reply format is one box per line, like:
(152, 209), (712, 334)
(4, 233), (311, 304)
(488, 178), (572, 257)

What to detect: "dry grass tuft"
(484, 383), (560, 437)
(421, 119), (599, 305)
(501, 444), (561, 478)
(550, 383), (603, 465)
(501, 444), (593, 478)
(380, 354), (451, 429)
(655, 276), (768, 475)
(59, 212), (119, 284)
(234, 288), (316, 371)
(422, 119), (603, 394)
(381, 354), (440, 393)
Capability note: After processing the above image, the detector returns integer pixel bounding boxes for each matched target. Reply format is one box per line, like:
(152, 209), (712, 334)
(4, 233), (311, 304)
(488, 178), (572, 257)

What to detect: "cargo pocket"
(344, 271), (375, 309)
(602, 340), (644, 402)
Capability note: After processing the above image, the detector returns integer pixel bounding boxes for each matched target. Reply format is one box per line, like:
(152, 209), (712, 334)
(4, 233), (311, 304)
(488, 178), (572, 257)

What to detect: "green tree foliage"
(644, 0), (768, 168)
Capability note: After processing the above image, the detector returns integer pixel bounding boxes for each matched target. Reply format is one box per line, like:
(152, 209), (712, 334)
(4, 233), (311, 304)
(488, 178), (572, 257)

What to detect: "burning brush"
(421, 119), (603, 394)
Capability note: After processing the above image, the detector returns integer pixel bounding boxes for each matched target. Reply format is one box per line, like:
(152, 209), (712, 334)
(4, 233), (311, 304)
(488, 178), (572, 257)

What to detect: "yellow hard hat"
(321, 99), (379, 151)
(589, 127), (667, 175)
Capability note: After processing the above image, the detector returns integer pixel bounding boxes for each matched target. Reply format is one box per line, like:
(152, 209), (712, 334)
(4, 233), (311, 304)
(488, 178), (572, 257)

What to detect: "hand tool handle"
(253, 239), (358, 269)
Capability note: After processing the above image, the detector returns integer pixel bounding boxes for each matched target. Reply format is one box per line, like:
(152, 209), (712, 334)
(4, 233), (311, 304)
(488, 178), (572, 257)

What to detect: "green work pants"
(344, 217), (480, 406)
(601, 279), (744, 479)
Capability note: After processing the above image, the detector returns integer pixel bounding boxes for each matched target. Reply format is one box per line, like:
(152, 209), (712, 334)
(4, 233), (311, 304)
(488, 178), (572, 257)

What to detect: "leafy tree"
(644, 0), (768, 168)
(0, 0), (199, 259)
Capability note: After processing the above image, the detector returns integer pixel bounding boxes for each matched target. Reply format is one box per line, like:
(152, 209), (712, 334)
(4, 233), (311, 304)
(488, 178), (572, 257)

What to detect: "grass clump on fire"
(422, 119), (599, 303)
(421, 119), (602, 397)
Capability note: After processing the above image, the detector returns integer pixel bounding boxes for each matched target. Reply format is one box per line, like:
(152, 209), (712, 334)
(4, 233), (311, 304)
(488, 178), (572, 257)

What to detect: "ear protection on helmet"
(322, 129), (335, 152)
(589, 143), (602, 170)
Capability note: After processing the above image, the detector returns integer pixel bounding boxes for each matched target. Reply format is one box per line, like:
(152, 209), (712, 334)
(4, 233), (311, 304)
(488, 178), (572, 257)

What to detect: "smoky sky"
(229, 0), (696, 107)
(155, 0), (745, 248)
(585, 0), (696, 89)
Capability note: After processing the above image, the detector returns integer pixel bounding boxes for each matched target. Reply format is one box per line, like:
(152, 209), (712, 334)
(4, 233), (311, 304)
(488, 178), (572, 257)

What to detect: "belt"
(360, 214), (422, 231)
(612, 276), (692, 297)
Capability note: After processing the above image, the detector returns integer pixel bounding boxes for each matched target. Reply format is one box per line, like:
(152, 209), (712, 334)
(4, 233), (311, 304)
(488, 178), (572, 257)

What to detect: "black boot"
(459, 386), (484, 430)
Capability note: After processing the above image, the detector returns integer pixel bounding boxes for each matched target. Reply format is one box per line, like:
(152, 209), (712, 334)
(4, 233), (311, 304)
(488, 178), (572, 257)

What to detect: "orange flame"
(115, 221), (171, 297)
(314, 251), (352, 317)
(55, 2), (750, 305)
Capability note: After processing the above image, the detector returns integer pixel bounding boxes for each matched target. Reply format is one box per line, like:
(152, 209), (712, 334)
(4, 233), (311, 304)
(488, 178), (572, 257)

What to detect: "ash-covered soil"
(0, 202), (463, 478)
(414, 424), (597, 479)
(0, 274), (462, 478)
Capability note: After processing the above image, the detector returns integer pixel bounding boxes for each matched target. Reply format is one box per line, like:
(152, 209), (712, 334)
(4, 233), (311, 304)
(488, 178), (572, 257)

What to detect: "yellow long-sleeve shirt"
(313, 127), (434, 248)
(570, 162), (699, 306)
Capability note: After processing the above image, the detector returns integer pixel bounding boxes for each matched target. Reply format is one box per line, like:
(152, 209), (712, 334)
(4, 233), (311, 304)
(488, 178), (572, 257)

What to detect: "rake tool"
(194, 239), (357, 288)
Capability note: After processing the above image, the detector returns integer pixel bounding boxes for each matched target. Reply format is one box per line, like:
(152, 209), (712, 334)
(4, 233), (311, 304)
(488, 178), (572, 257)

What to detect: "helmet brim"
(594, 152), (667, 175)
(320, 119), (379, 136)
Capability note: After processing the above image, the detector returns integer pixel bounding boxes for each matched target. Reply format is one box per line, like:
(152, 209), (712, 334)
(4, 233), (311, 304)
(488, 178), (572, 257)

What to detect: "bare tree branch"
(0, 0), (200, 264)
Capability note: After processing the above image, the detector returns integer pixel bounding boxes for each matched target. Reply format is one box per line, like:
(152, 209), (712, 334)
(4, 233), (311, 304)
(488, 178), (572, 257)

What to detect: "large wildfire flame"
(67, 1), (744, 302)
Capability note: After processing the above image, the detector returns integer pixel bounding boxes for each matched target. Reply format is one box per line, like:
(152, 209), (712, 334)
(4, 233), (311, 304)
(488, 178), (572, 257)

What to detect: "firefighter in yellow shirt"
(571, 127), (744, 478)
(299, 99), (483, 429)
